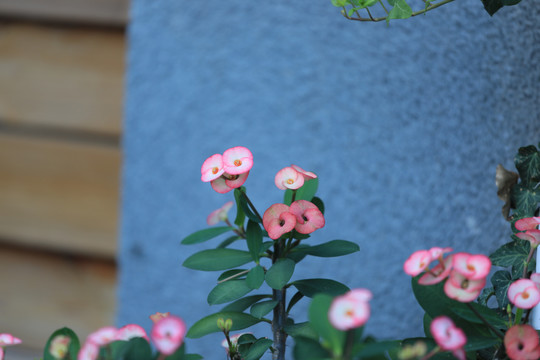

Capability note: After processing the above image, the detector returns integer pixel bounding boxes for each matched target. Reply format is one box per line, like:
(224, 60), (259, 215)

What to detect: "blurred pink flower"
(452, 253), (491, 280)
(262, 203), (297, 240)
(151, 315), (187, 355)
(430, 316), (466, 360)
(77, 342), (99, 360)
(289, 200), (325, 234)
(444, 270), (485, 303)
(222, 147), (253, 175)
(49, 335), (70, 359)
(515, 217), (540, 231)
(516, 230), (540, 248)
(328, 288), (372, 331)
(201, 154), (224, 182)
(504, 324), (540, 360)
(508, 279), (540, 309)
(86, 326), (117, 347)
(291, 164), (317, 180)
(404, 250), (432, 276)
(0, 334), (21, 347)
(275, 166), (304, 190)
(116, 324), (149, 342)
(207, 201), (234, 226)
(418, 255), (453, 285)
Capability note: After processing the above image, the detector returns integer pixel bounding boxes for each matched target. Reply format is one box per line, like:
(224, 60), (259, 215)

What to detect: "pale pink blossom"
(530, 273), (540, 286)
(289, 200), (325, 234)
(430, 316), (466, 360)
(151, 315), (187, 355)
(508, 279), (540, 309)
(291, 164), (317, 180)
(116, 324), (149, 342)
(262, 204), (297, 240)
(49, 335), (70, 359)
(0, 334), (21, 346)
(210, 172), (249, 194)
(328, 288), (372, 331)
(201, 154), (225, 182)
(222, 147), (253, 175)
(403, 250), (432, 276)
(515, 217), (540, 231)
(428, 247), (453, 260)
(207, 201), (234, 226)
(86, 326), (117, 347)
(274, 166), (304, 190)
(150, 312), (170, 323)
(516, 230), (540, 248)
(444, 270), (485, 303)
(77, 342), (99, 360)
(418, 255), (453, 285)
(504, 324), (540, 360)
(452, 253), (491, 280)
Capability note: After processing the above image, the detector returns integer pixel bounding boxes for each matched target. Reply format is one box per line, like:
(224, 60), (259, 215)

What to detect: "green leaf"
(43, 327), (80, 360)
(386, 0), (412, 23)
(217, 235), (241, 248)
(246, 266), (265, 289)
(186, 311), (263, 338)
(207, 280), (253, 305)
(185, 354), (204, 360)
(117, 338), (153, 360)
(246, 221), (263, 263)
(491, 270), (512, 311)
(490, 239), (530, 268)
(481, 0), (521, 16)
(297, 178), (319, 202)
(183, 249), (253, 271)
(292, 278), (349, 298)
(293, 337), (332, 359)
(181, 226), (233, 245)
(309, 294), (345, 356)
(221, 295), (271, 312)
(243, 338), (274, 360)
(311, 196), (325, 214)
(286, 291), (304, 313)
(265, 258), (296, 289)
(234, 188), (246, 226)
(284, 321), (319, 340)
(354, 340), (400, 358)
(217, 269), (248, 281)
(332, 0), (349, 6)
(235, 187), (261, 223)
(250, 300), (278, 318)
(512, 184), (540, 217)
(291, 240), (360, 258)
(515, 144), (540, 186)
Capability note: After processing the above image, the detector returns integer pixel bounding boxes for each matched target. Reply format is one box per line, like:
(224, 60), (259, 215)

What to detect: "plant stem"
(224, 219), (246, 238)
(272, 239), (288, 360)
(241, 191), (263, 223)
(343, 0), (455, 22)
(343, 330), (355, 360)
(465, 303), (505, 339)
(522, 246), (536, 278)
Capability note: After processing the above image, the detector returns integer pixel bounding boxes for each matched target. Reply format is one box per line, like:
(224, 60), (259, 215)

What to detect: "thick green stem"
(272, 239), (288, 360)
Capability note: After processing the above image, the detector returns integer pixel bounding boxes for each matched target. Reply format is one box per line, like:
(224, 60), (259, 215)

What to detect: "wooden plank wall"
(0, 2), (127, 357)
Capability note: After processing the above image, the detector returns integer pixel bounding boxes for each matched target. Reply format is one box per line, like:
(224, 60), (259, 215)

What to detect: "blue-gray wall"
(119, 1), (540, 358)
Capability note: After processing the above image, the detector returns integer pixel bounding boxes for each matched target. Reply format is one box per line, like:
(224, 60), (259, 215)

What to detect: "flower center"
(346, 309), (354, 318)
(234, 159), (242, 167)
(522, 291), (530, 299)
(212, 167), (219, 174)
(467, 264), (475, 272)
(461, 279), (469, 289)
(279, 220), (285, 227)
(286, 178), (294, 184)
(302, 215), (309, 222)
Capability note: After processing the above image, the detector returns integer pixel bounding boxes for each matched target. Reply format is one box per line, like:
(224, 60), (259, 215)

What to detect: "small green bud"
(224, 318), (233, 331)
(217, 318), (225, 330)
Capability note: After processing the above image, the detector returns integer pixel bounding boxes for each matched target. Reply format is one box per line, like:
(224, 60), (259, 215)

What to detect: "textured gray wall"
(119, 1), (540, 358)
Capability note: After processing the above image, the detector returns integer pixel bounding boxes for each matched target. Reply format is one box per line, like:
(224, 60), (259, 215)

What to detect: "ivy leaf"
(481, 0), (522, 16)
(491, 270), (512, 311)
(489, 239), (530, 268)
(514, 144), (540, 187)
(386, 0), (412, 24)
(512, 184), (540, 217)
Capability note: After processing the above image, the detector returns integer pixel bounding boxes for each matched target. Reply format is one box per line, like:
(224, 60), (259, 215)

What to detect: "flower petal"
(201, 154), (224, 182)
(274, 167), (303, 190)
(222, 147), (253, 175)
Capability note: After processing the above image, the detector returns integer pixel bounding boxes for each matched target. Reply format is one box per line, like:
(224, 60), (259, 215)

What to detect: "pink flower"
(516, 230), (540, 248)
(49, 335), (70, 359)
(504, 324), (540, 360)
(275, 166), (305, 190)
(444, 270), (485, 302)
(86, 326), (117, 347)
(207, 201), (234, 225)
(262, 204), (297, 240)
(289, 200), (325, 234)
(77, 342), (99, 360)
(0, 334), (22, 347)
(291, 164), (317, 180)
(151, 315), (187, 355)
(328, 288), (372, 331)
(428, 247), (453, 260)
(210, 172), (250, 194)
(418, 255), (453, 285)
(515, 217), (540, 231)
(116, 324), (149, 342)
(430, 316), (466, 360)
(452, 253), (491, 280)
(201, 154), (225, 182)
(222, 147), (253, 175)
(404, 250), (432, 276)
(508, 279), (540, 309)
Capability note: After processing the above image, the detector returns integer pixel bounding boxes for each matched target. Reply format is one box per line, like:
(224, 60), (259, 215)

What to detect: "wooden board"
(0, 23), (124, 136)
(0, 0), (129, 26)
(0, 134), (120, 258)
(0, 246), (116, 352)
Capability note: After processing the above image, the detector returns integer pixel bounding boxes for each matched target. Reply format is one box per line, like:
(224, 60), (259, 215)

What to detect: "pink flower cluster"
(504, 324), (540, 360)
(507, 273), (540, 310)
(430, 316), (466, 360)
(274, 165), (316, 190)
(0, 333), (21, 360)
(404, 247), (491, 302)
(328, 289), (372, 331)
(78, 314), (186, 360)
(201, 147), (253, 194)
(263, 200), (325, 239)
(515, 217), (540, 248)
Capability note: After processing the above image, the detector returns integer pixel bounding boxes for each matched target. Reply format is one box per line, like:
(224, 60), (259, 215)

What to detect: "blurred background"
(1, 1), (539, 360)
(0, 0), (128, 358)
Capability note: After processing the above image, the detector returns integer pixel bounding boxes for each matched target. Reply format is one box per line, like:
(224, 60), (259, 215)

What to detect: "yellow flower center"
(286, 179), (294, 184)
(212, 167), (219, 174)
(234, 159), (242, 167)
